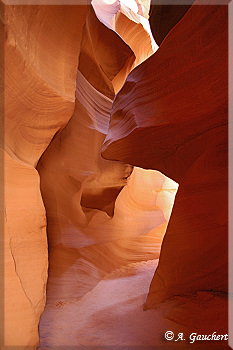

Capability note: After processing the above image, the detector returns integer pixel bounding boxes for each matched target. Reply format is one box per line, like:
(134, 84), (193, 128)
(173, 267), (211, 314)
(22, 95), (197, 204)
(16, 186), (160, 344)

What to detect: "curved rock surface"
(3, 4), (87, 347)
(5, 5), (87, 166)
(3, 0), (228, 347)
(149, 3), (194, 46)
(102, 2), (228, 311)
(38, 1), (177, 306)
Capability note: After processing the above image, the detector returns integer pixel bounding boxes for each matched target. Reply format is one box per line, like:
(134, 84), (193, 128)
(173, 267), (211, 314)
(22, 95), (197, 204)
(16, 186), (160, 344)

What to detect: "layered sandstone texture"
(3, 4), (88, 347)
(102, 2), (228, 310)
(3, 0), (229, 348)
(3, 0), (178, 347)
(37, 0), (177, 307)
(39, 1), (228, 347)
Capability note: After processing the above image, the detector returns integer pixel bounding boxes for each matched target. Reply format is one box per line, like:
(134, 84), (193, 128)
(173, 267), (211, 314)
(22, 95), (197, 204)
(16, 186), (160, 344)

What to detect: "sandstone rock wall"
(3, 0), (228, 347)
(3, 4), (87, 346)
(102, 2), (228, 309)
(38, 1), (177, 305)
(2, 1), (178, 346)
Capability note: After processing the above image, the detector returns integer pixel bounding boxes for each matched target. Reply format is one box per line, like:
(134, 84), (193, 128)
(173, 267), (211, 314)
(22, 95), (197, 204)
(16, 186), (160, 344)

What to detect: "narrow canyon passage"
(3, 0), (229, 348)
(37, 0), (179, 345)
(38, 150), (178, 346)
(38, 1), (229, 347)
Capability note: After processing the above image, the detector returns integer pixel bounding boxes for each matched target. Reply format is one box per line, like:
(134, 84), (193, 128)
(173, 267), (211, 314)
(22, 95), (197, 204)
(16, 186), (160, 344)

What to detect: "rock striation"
(38, 1), (177, 306)
(102, 1), (228, 313)
(3, 4), (87, 347)
(3, 0), (228, 347)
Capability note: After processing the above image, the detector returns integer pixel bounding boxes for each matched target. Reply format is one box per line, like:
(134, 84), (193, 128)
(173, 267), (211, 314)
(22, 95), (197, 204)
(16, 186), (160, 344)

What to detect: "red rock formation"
(4, 1), (176, 346)
(102, 1), (228, 317)
(4, 0), (228, 347)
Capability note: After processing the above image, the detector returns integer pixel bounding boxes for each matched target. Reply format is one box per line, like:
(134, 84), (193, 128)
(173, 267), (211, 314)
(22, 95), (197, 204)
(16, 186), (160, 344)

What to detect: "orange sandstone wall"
(3, 0), (228, 346)
(37, 3), (177, 305)
(3, 4), (87, 346)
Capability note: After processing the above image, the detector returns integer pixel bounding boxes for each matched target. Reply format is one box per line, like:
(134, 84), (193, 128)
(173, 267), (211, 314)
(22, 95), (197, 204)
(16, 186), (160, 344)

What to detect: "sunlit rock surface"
(38, 1), (177, 306)
(5, 5), (87, 166)
(3, 4), (87, 346)
(102, 1), (228, 313)
(3, 0), (228, 348)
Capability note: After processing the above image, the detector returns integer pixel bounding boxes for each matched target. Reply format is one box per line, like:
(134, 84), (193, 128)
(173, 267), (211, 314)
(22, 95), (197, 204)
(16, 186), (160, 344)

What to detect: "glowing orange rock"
(38, 3), (177, 307)
(3, 4), (87, 346)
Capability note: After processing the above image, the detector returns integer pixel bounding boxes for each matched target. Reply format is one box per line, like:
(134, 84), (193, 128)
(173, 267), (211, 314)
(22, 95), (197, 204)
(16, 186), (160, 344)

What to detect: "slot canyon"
(1, 0), (230, 349)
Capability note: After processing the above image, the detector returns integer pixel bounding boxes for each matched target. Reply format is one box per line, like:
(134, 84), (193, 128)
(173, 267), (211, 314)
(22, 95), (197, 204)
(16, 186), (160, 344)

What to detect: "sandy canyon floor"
(39, 259), (229, 350)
